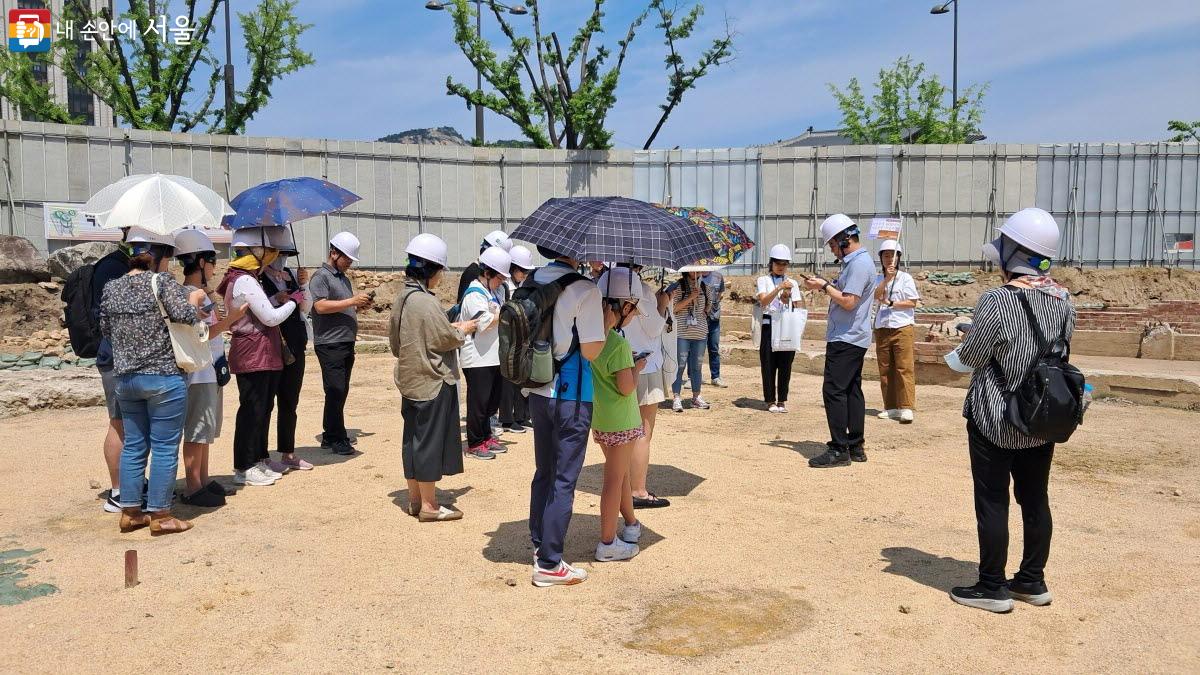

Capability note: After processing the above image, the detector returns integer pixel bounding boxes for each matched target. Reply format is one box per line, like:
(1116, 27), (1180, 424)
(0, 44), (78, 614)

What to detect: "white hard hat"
(330, 232), (361, 261)
(820, 213), (857, 244)
(768, 243), (792, 263)
(125, 226), (176, 247)
(174, 229), (215, 256)
(879, 240), (902, 254)
(478, 246), (513, 279)
(267, 227), (299, 254)
(598, 267), (640, 305)
(405, 233), (448, 267)
(482, 230), (513, 251)
(998, 207), (1059, 258)
(509, 245), (535, 271)
(231, 227), (273, 249)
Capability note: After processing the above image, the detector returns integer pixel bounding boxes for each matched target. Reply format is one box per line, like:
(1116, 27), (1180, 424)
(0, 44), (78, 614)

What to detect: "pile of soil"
(0, 284), (64, 338)
(724, 267), (1200, 312)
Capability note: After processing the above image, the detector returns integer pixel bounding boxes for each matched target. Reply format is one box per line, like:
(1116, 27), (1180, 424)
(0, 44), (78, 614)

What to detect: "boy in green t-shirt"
(591, 267), (647, 562)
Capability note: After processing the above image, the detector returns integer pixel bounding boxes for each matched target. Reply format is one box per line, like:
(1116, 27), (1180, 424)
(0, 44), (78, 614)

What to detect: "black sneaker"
(180, 487), (226, 507)
(849, 446), (868, 463)
(503, 422), (528, 434)
(205, 480), (235, 497)
(330, 441), (356, 456)
(950, 583), (1014, 613)
(809, 448), (850, 468)
(320, 435), (357, 449)
(1007, 579), (1053, 606)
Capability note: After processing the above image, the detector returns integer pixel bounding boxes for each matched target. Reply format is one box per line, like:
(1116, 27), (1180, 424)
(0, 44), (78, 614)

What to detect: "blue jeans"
(116, 373), (188, 512)
(528, 394), (591, 568)
(706, 319), (721, 380)
(673, 338), (706, 396)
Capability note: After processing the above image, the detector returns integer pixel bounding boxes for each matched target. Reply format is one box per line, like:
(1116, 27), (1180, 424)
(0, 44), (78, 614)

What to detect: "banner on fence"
(44, 202), (231, 243)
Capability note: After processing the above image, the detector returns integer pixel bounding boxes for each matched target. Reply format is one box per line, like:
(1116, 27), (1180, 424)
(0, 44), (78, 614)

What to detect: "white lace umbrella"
(83, 173), (235, 234)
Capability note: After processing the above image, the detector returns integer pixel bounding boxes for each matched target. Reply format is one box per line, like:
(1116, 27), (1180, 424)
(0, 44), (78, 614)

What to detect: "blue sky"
(241, 0), (1200, 147)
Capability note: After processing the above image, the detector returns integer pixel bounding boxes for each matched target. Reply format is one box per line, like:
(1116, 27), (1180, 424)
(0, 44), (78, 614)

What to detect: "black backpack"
(996, 288), (1086, 444)
(498, 272), (585, 388)
(61, 254), (112, 358)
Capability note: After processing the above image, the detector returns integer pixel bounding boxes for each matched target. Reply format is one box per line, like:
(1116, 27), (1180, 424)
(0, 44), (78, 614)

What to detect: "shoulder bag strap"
(149, 273), (170, 321)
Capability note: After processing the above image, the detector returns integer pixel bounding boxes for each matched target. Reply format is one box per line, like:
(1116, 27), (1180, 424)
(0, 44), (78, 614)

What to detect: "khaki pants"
(875, 325), (916, 410)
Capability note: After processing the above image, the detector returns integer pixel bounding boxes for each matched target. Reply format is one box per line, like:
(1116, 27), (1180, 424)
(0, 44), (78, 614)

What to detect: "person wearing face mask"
(100, 227), (203, 535)
(945, 207), (1075, 614)
(216, 227), (297, 488)
(460, 246), (514, 460)
(310, 232), (372, 456)
(670, 270), (711, 412)
(872, 240), (920, 424)
(457, 230), (513, 304)
(263, 227), (314, 472)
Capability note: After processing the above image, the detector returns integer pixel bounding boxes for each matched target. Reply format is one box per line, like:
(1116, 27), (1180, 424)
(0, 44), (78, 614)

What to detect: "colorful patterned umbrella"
(651, 204), (754, 266)
(221, 177), (361, 230)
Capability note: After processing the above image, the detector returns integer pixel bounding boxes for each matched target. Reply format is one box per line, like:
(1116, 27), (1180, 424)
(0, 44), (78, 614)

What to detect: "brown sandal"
(148, 511), (193, 536)
(119, 507), (150, 533)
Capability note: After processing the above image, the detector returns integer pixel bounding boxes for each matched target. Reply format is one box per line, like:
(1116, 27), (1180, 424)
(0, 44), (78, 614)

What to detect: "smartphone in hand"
(633, 350), (653, 361)
(470, 309), (489, 321)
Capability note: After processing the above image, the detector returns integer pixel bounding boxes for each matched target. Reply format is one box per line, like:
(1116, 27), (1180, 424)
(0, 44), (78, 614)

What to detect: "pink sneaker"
(486, 438), (507, 454)
(281, 456), (314, 471)
(265, 459), (290, 476)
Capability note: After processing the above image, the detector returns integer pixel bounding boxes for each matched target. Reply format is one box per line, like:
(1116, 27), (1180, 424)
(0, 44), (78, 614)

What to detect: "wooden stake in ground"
(124, 550), (138, 588)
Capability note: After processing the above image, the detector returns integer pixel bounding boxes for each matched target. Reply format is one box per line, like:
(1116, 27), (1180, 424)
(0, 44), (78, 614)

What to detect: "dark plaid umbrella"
(511, 197), (716, 269)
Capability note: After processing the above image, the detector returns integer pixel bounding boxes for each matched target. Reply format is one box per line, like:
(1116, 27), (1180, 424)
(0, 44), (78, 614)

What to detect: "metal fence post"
(1, 128), (16, 236)
(499, 153), (507, 231)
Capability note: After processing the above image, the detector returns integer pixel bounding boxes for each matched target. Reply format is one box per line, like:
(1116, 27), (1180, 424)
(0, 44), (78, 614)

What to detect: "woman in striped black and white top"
(945, 207), (1077, 614)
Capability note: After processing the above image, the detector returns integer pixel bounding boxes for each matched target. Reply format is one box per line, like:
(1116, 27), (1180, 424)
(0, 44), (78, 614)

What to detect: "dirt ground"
(0, 355), (1197, 673)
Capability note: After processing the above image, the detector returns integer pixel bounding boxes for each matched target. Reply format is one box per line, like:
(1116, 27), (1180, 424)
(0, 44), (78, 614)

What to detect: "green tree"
(1167, 120), (1200, 143)
(828, 56), (987, 144)
(0, 0), (313, 134)
(441, 0), (733, 150)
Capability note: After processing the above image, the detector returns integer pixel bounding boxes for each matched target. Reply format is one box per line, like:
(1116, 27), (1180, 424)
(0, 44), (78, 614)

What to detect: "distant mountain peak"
(377, 127), (469, 146)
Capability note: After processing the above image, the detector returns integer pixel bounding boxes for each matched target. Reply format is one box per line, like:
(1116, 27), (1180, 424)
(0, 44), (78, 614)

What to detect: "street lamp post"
(425, 0), (528, 145)
(223, 0), (235, 131)
(930, 0), (958, 109)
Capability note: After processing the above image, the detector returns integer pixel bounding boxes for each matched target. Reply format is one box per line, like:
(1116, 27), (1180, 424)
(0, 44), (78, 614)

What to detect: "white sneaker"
(257, 461), (283, 480)
(619, 519), (642, 543)
(899, 409), (915, 423)
(776, 403), (789, 414)
(595, 536), (640, 562)
(768, 403), (781, 414)
(711, 377), (728, 388)
(531, 561), (588, 587)
(690, 396), (711, 410)
(672, 396), (683, 413)
(235, 465), (276, 486)
(878, 409), (899, 420)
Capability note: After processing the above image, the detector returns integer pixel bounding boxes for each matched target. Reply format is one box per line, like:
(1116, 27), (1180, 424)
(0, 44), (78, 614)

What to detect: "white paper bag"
(770, 307), (807, 352)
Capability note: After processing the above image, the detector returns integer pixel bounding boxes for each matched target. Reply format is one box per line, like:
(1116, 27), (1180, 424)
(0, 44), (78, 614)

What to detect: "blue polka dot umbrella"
(221, 177), (361, 230)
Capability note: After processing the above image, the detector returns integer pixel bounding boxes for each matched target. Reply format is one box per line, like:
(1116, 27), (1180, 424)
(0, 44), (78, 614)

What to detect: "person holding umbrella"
(264, 227), (314, 470)
(509, 196), (714, 586)
(217, 227), (298, 487)
(100, 227), (204, 535)
(310, 232), (372, 456)
(220, 177), (363, 458)
(670, 269), (712, 412)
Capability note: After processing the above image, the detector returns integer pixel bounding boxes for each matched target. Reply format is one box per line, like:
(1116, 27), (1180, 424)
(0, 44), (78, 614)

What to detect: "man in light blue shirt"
(804, 214), (878, 467)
